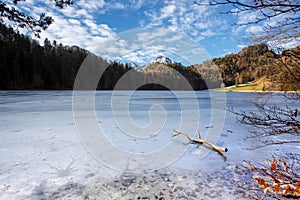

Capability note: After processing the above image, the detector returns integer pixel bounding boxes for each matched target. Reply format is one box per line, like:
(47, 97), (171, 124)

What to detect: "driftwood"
(172, 130), (228, 153)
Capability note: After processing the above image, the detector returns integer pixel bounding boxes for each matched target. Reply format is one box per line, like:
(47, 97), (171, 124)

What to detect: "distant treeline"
(0, 22), (219, 90)
(1, 22), (298, 90)
(0, 23), (87, 89)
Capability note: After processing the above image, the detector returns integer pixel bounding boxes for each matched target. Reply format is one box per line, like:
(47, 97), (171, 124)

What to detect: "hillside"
(140, 62), (212, 90)
(0, 22), (220, 90)
(209, 44), (300, 91)
(1, 21), (299, 91)
(0, 23), (133, 90)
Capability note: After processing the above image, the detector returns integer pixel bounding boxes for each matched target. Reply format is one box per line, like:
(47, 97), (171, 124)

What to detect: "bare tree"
(194, 0), (300, 145)
(194, 0), (300, 43)
(0, 0), (73, 37)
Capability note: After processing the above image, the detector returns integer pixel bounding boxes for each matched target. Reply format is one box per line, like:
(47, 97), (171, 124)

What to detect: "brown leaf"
(283, 161), (289, 172)
(263, 187), (269, 196)
(272, 182), (280, 195)
(255, 177), (265, 185)
(285, 166), (289, 172)
(270, 159), (276, 171)
(255, 177), (268, 189)
(283, 185), (293, 196)
(294, 187), (300, 197)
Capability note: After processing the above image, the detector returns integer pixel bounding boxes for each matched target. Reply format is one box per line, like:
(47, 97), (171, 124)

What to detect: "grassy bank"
(226, 83), (264, 92)
(225, 77), (283, 92)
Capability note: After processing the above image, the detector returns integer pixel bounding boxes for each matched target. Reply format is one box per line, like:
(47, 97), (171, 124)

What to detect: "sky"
(11, 0), (299, 65)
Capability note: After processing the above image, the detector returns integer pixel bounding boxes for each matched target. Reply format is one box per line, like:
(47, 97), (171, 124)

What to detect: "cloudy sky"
(12, 0), (289, 64)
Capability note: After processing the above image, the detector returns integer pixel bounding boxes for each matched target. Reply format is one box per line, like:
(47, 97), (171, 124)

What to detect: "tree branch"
(194, 0), (300, 43)
(172, 130), (228, 153)
(0, 0), (73, 37)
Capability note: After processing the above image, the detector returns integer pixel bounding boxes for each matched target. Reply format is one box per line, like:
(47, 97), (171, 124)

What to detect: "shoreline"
(224, 89), (300, 93)
(212, 87), (299, 93)
(222, 83), (299, 93)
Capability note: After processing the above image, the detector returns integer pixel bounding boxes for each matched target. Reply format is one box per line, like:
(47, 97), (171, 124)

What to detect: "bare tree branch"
(0, 0), (73, 37)
(172, 130), (228, 153)
(229, 100), (300, 148)
(195, 0), (300, 43)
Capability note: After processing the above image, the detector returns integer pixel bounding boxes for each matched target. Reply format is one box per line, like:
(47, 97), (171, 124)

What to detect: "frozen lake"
(0, 90), (297, 199)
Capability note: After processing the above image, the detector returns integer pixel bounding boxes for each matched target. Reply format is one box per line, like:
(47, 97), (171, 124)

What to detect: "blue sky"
(12, 0), (284, 64)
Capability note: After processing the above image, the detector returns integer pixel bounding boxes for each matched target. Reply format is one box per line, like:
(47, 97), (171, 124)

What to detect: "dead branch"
(172, 130), (228, 153)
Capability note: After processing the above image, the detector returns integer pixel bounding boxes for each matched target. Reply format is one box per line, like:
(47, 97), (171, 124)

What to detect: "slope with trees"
(0, 22), (87, 89)
(1, 19), (299, 91)
(211, 43), (300, 90)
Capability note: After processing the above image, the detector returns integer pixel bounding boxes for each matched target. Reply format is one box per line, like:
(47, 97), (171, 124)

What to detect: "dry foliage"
(235, 154), (300, 199)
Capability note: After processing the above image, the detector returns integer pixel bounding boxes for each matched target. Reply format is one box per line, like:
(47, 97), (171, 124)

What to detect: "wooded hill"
(0, 22), (87, 89)
(210, 43), (300, 91)
(0, 22), (132, 90)
(0, 22), (299, 90)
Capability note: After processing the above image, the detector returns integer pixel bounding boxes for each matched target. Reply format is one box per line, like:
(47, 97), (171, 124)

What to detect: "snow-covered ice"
(0, 90), (297, 199)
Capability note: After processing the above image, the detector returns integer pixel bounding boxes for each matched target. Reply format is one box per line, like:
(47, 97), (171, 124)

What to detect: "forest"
(211, 43), (300, 90)
(0, 21), (299, 90)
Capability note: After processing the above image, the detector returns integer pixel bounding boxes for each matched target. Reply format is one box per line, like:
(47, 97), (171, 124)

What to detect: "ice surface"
(0, 90), (298, 199)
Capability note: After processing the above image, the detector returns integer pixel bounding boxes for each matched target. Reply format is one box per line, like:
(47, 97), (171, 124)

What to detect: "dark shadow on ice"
(33, 181), (85, 199)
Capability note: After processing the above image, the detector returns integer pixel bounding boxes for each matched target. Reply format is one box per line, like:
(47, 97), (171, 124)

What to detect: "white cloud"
(234, 6), (300, 48)
(68, 19), (81, 25)
(11, 0), (117, 53)
(59, 6), (91, 19)
(143, 0), (229, 42)
(194, 22), (209, 30)
(10, 0), (243, 59)
(163, 35), (183, 42)
(84, 19), (98, 30)
(237, 44), (247, 49)
(106, 2), (126, 10)
(161, 4), (176, 18)
(245, 25), (264, 35)
(201, 29), (214, 37)
(130, 0), (144, 9)
(237, 11), (258, 25)
(137, 29), (169, 42)
(268, 38), (300, 51)
(77, 0), (105, 11)
(94, 28), (210, 65)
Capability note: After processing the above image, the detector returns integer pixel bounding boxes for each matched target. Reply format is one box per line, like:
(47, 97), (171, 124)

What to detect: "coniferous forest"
(0, 22), (87, 89)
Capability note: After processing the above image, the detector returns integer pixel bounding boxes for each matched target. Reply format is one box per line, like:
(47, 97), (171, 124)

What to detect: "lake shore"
(220, 83), (299, 93)
(225, 89), (299, 93)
